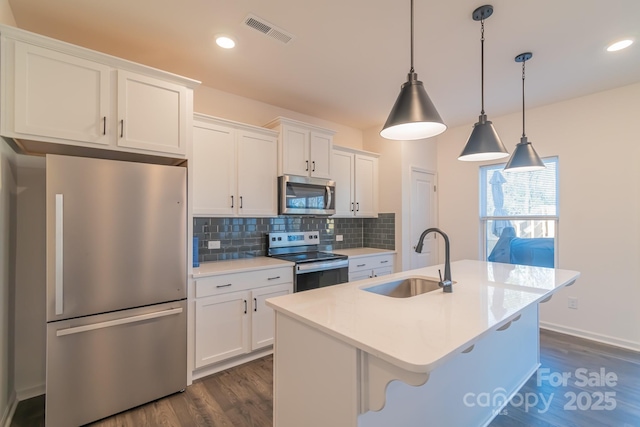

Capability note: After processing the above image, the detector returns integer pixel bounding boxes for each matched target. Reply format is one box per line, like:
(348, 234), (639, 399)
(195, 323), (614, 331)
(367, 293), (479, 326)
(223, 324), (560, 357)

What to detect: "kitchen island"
(266, 260), (580, 427)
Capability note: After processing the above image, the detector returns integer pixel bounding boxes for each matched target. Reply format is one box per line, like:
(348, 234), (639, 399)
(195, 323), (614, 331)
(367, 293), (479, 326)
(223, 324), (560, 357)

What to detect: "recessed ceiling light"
(215, 35), (236, 49)
(606, 39), (633, 52)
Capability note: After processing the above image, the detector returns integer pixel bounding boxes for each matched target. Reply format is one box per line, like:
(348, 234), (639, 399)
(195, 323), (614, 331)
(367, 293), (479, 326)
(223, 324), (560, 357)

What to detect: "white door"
(410, 169), (437, 269)
(192, 122), (236, 216)
(309, 131), (332, 179)
(237, 130), (278, 216)
(194, 292), (249, 368)
(251, 284), (291, 350)
(14, 41), (111, 146)
(354, 154), (378, 217)
(117, 70), (187, 155)
(331, 150), (355, 217)
(281, 125), (310, 176)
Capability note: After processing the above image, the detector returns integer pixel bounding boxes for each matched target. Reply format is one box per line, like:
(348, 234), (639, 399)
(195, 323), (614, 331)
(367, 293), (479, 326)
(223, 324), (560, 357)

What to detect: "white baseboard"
(540, 322), (640, 352)
(192, 348), (273, 381)
(1, 390), (17, 427)
(16, 383), (45, 401)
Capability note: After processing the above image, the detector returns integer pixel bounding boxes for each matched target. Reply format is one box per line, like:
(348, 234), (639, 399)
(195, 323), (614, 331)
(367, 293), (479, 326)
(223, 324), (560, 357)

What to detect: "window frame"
(479, 156), (559, 267)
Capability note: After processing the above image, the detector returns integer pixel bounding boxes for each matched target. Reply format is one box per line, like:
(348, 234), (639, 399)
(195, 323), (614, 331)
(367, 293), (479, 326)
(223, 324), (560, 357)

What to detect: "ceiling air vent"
(244, 14), (295, 45)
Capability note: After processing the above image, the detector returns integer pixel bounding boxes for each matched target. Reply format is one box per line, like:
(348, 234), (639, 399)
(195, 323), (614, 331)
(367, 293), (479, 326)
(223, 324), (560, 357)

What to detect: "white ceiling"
(8, 0), (640, 131)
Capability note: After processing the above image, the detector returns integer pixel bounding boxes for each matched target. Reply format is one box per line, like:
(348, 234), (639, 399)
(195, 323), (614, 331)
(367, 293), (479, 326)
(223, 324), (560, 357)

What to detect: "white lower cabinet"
(193, 268), (292, 370)
(348, 254), (395, 282)
(195, 291), (249, 367)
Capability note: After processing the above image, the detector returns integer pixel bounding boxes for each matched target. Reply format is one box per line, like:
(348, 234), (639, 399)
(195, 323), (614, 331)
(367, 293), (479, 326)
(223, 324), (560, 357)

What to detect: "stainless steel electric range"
(267, 231), (348, 292)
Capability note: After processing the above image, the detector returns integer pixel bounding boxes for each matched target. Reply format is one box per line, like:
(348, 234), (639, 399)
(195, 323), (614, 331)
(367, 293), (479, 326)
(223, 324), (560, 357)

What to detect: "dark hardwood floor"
(11, 330), (640, 427)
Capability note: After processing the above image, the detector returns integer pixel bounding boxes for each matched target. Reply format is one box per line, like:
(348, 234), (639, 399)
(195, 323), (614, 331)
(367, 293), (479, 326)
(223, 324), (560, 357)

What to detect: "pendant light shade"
(380, 0), (446, 140)
(504, 52), (545, 172)
(459, 114), (508, 161)
(504, 136), (545, 171)
(459, 5), (508, 161)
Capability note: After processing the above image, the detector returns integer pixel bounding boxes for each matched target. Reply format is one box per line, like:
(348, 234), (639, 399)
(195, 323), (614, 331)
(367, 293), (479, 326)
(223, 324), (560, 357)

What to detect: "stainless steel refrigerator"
(45, 154), (187, 427)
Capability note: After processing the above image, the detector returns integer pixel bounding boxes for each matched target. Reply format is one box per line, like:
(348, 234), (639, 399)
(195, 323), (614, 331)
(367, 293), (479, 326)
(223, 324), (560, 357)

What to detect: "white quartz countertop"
(332, 248), (396, 258)
(192, 257), (294, 277)
(266, 259), (580, 374)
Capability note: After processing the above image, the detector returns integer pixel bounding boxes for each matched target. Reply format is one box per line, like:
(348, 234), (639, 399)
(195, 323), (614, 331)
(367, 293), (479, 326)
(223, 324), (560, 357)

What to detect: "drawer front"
(348, 254), (394, 273)
(195, 266), (293, 298)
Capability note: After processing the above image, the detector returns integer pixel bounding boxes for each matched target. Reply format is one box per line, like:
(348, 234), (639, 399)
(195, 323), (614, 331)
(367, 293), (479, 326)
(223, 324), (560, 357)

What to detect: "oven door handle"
(296, 259), (349, 274)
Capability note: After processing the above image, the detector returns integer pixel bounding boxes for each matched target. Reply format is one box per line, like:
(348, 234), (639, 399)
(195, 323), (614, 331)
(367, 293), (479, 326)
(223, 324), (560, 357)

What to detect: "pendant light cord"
(410, 0), (414, 73)
(480, 19), (485, 115)
(521, 60), (526, 138)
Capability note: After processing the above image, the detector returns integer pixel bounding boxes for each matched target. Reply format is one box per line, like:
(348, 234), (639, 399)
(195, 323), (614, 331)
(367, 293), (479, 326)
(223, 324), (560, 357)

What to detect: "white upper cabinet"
(116, 70), (188, 156)
(0, 25), (198, 159)
(264, 117), (335, 179)
(192, 114), (278, 217)
(13, 42), (111, 146)
(192, 121), (236, 216)
(331, 146), (379, 217)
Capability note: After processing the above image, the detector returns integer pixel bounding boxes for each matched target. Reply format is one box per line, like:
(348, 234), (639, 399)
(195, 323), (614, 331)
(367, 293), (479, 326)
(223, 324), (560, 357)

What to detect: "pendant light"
(504, 52), (545, 171)
(380, 0), (446, 140)
(458, 5), (509, 161)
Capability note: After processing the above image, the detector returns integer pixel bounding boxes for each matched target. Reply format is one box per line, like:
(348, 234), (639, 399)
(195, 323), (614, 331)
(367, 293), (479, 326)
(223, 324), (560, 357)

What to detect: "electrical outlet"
(568, 297), (578, 309)
(336, 235), (344, 242)
(208, 240), (221, 250)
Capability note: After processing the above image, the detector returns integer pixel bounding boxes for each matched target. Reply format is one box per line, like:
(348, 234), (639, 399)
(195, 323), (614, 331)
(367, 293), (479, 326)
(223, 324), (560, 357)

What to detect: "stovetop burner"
(271, 251), (347, 264)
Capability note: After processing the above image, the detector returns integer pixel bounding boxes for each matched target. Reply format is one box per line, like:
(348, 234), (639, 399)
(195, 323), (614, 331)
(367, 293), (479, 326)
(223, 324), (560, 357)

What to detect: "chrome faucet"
(415, 227), (453, 293)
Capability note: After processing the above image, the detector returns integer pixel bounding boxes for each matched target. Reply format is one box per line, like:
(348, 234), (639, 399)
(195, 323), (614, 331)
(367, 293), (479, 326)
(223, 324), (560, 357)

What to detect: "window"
(480, 157), (558, 267)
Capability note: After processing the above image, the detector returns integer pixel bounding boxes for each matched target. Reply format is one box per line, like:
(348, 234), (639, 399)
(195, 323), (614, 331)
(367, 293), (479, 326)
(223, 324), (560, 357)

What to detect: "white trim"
(480, 363), (541, 427)
(540, 322), (640, 353)
(192, 347), (273, 381)
(1, 390), (17, 427)
(16, 383), (45, 401)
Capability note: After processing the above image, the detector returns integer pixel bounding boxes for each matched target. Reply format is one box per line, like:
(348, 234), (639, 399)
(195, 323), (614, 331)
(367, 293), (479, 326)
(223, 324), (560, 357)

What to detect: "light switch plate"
(336, 235), (343, 242)
(208, 240), (221, 249)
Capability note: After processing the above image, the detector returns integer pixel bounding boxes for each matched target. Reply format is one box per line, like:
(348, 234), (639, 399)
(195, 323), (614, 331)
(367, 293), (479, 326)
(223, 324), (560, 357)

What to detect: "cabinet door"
(354, 154), (378, 217)
(251, 284), (292, 350)
(331, 150), (355, 217)
(192, 122), (236, 216)
(194, 292), (249, 369)
(281, 125), (310, 176)
(349, 271), (372, 282)
(13, 41), (111, 146)
(309, 131), (332, 179)
(117, 70), (187, 156)
(237, 130), (278, 216)
(372, 266), (393, 278)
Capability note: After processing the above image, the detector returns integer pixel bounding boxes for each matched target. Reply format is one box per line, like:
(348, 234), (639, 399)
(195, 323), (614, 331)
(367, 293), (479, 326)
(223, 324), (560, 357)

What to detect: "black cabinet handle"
(244, 300), (247, 314)
(312, 161), (316, 171)
(357, 264), (366, 268)
(356, 202), (360, 212)
(254, 298), (257, 312)
(305, 160), (309, 171)
(267, 276), (281, 281)
(231, 195), (234, 208)
(216, 284), (232, 288)
(239, 196), (243, 209)
(351, 202), (354, 212)
(103, 117), (106, 135)
(120, 120), (124, 138)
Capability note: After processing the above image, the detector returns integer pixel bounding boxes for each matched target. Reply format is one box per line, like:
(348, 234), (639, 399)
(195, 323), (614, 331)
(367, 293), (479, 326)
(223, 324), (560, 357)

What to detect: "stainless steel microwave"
(278, 175), (336, 216)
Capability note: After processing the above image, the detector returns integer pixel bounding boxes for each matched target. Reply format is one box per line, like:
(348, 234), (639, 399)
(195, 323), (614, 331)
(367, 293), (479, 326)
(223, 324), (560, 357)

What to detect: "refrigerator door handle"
(56, 307), (183, 337)
(55, 194), (64, 315)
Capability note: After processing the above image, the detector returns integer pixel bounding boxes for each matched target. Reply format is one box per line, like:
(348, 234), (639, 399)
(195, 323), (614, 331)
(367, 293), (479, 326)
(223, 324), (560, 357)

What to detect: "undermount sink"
(363, 277), (457, 298)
